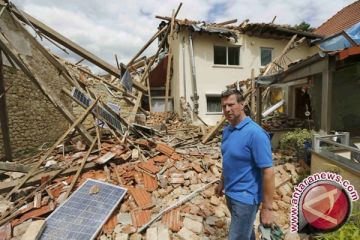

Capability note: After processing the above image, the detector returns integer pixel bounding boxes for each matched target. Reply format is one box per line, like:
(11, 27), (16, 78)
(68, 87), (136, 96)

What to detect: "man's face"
(221, 94), (244, 126)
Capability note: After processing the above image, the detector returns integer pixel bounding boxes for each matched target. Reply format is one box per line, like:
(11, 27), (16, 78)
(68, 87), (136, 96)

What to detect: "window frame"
(205, 94), (223, 114)
(260, 47), (273, 67)
(213, 45), (241, 66)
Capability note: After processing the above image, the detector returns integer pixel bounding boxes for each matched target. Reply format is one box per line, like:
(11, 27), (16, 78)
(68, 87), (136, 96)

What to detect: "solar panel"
(39, 179), (127, 240)
(120, 70), (132, 92)
(71, 88), (124, 133)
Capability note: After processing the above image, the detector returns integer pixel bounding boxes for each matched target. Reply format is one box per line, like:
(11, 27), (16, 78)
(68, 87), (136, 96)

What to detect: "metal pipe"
(182, 37), (187, 100)
(189, 33), (199, 114)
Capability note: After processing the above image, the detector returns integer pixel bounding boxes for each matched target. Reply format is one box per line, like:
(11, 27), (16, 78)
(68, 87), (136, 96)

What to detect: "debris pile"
(0, 112), (309, 239)
(0, 2), (314, 240)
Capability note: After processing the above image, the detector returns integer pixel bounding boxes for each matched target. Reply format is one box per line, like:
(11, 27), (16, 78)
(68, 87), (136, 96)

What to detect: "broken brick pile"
(0, 113), (309, 240)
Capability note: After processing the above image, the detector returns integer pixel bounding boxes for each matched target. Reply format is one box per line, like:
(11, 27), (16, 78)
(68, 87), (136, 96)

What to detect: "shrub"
(280, 129), (312, 151)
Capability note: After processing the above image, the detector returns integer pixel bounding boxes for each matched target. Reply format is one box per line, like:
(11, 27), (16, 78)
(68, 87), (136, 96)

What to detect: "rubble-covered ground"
(0, 113), (310, 240)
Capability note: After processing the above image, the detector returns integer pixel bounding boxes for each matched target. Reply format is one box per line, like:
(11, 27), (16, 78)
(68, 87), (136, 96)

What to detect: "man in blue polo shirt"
(215, 88), (274, 240)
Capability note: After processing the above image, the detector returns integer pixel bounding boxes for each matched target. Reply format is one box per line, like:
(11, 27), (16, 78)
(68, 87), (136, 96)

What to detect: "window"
(228, 47), (240, 65)
(214, 46), (226, 65)
(261, 47), (273, 66)
(214, 46), (240, 65)
(206, 95), (222, 113)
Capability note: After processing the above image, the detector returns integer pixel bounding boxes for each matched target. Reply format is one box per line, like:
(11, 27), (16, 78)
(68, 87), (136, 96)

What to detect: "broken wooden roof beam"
(126, 26), (167, 67)
(0, 26), (94, 146)
(70, 63), (137, 99)
(63, 136), (98, 199)
(7, 3), (148, 93)
(212, 19), (238, 26)
(4, 98), (99, 200)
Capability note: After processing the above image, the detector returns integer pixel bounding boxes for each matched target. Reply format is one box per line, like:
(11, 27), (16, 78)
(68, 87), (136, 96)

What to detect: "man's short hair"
(221, 88), (245, 103)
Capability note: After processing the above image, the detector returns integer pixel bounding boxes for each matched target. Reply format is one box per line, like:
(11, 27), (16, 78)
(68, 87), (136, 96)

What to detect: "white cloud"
(10, 0), (357, 73)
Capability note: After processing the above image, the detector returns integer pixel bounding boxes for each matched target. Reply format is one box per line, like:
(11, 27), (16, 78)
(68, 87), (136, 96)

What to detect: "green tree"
(294, 21), (315, 32)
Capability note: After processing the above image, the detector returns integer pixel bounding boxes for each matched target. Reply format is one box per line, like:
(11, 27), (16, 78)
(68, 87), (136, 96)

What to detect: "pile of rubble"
(0, 112), (310, 240)
(0, 3), (312, 238)
(262, 113), (311, 130)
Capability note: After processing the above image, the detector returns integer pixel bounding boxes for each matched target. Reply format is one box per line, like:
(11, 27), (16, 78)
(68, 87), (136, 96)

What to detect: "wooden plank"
(128, 92), (143, 124)
(127, 26), (167, 67)
(250, 68), (256, 117)
(164, 9), (176, 114)
(64, 136), (98, 199)
(0, 49), (12, 161)
(263, 34), (297, 76)
(163, 3), (182, 113)
(5, 99), (98, 199)
(212, 19), (237, 26)
(0, 161), (98, 194)
(20, 220), (45, 240)
(256, 86), (262, 124)
(62, 87), (130, 131)
(145, 62), (152, 112)
(0, 162), (72, 225)
(0, 31), (93, 145)
(201, 117), (226, 144)
(341, 31), (358, 47)
(0, 162), (31, 173)
(9, 7), (148, 93)
(72, 64), (137, 99)
(7, 11), (81, 89)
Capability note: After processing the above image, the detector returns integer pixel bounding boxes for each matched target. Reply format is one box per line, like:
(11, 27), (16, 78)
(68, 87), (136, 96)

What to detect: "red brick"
(155, 143), (175, 156)
(151, 155), (168, 163)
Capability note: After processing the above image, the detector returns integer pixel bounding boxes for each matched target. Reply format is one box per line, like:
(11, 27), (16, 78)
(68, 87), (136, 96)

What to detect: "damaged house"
(0, 1), (359, 239)
(260, 0), (360, 135)
(151, 16), (321, 125)
(0, 2), (136, 161)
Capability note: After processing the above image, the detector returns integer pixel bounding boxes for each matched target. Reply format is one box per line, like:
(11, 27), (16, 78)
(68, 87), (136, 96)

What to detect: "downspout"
(189, 33), (199, 114)
(182, 37), (187, 100)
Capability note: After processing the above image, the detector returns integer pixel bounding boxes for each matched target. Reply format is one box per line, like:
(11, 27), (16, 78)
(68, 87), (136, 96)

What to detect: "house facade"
(167, 22), (320, 125)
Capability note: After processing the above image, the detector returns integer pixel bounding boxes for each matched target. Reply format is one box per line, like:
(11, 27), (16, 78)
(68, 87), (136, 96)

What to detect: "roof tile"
(143, 174), (158, 191)
(131, 209), (151, 228)
(128, 187), (153, 209)
(162, 207), (182, 232)
(315, 1), (360, 36)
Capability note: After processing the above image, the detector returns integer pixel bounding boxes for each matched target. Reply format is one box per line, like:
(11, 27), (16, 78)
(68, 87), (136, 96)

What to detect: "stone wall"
(0, 66), (69, 158)
(0, 9), (134, 159)
(0, 9), (72, 159)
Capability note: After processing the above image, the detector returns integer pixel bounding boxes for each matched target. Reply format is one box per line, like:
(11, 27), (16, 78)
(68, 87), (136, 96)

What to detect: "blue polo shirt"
(221, 117), (273, 205)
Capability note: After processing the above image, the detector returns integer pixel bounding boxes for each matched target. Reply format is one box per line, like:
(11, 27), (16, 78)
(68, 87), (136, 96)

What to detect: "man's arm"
(260, 167), (274, 226)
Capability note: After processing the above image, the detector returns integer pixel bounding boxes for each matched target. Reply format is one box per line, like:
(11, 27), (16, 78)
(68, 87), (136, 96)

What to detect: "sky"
(10, 0), (357, 73)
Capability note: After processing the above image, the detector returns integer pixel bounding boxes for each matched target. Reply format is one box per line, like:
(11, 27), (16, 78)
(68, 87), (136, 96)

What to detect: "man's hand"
(260, 208), (274, 227)
(215, 180), (224, 197)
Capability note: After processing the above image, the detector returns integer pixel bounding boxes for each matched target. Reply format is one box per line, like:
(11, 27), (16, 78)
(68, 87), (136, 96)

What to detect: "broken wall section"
(0, 10), (75, 158)
(0, 66), (69, 158)
(63, 63), (133, 128)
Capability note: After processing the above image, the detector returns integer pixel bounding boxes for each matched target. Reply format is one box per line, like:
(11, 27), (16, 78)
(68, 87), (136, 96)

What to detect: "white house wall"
(171, 30), (318, 125)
